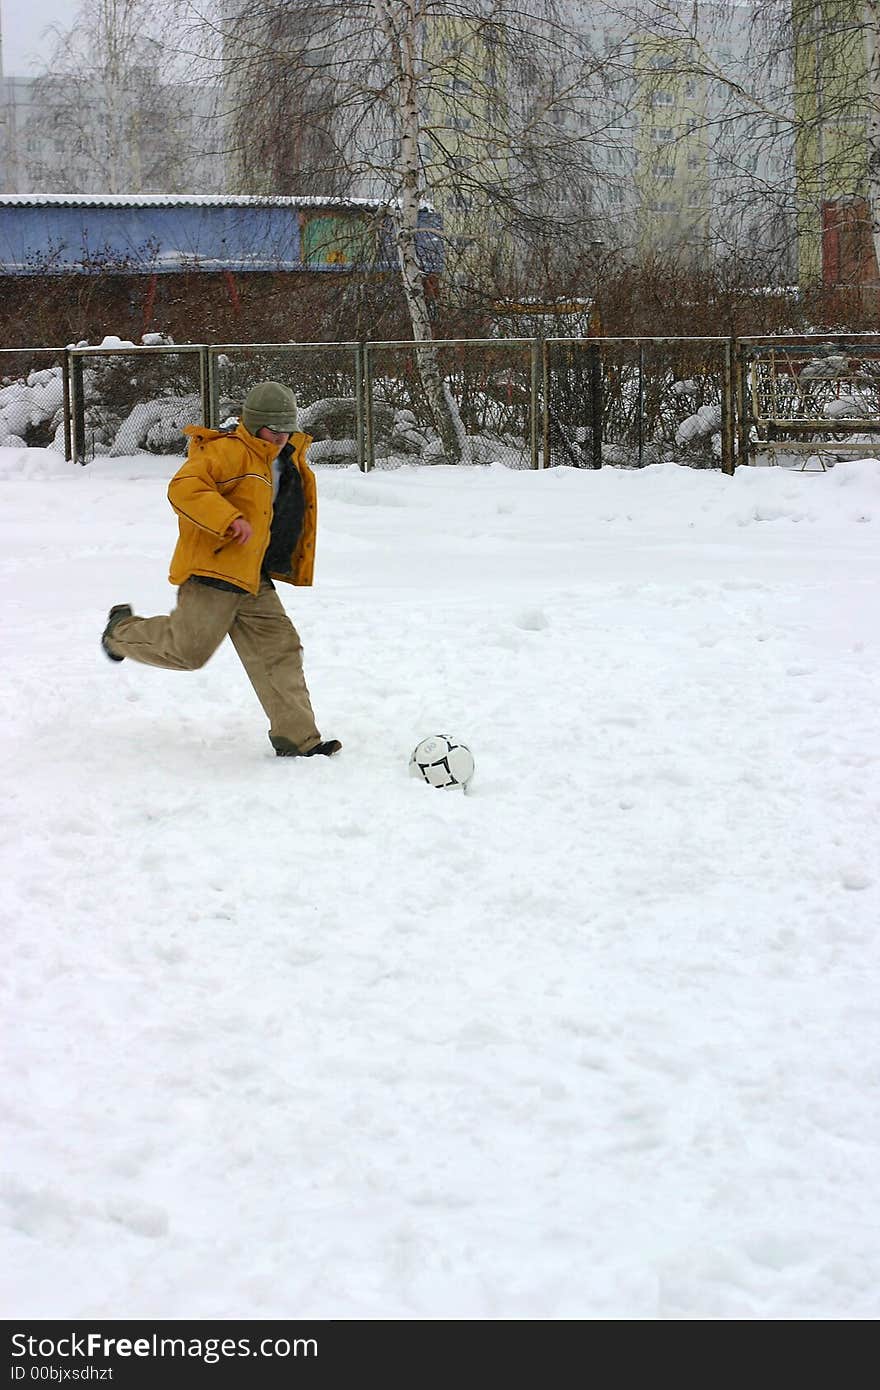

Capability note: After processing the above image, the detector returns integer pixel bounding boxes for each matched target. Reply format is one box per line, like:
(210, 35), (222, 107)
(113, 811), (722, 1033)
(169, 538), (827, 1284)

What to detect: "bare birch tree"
(371, 0), (469, 457)
(181, 0), (626, 457)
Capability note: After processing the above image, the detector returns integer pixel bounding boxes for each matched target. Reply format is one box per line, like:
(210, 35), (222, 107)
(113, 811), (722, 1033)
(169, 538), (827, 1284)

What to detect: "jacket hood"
(183, 423), (312, 456)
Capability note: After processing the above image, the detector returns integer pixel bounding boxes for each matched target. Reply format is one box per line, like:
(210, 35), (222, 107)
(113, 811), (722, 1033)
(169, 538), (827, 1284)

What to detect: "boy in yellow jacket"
(101, 381), (341, 759)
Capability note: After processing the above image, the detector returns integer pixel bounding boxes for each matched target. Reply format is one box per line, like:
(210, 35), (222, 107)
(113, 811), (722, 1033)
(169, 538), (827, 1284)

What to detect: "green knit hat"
(241, 380), (298, 436)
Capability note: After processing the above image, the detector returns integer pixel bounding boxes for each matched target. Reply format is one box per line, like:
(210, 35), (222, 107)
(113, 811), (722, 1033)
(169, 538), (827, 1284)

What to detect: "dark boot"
(303, 739), (342, 758)
(272, 736), (342, 758)
(101, 604), (133, 662)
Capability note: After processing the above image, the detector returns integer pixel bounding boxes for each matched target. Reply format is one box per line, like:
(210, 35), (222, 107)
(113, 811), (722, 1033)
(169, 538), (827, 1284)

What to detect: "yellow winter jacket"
(167, 423), (317, 594)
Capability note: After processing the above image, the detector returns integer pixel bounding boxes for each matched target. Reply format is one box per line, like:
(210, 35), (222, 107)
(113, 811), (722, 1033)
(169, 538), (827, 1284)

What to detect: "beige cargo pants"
(108, 578), (321, 754)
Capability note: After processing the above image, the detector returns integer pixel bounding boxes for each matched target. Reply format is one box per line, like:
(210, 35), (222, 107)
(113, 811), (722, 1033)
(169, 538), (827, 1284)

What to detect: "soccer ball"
(409, 734), (475, 790)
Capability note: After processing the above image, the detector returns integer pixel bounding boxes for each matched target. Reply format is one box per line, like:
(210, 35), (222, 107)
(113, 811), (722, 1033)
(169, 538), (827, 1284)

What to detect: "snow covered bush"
(108, 395), (202, 456)
(0, 365), (65, 450)
(74, 336), (204, 458)
(675, 403), (723, 464)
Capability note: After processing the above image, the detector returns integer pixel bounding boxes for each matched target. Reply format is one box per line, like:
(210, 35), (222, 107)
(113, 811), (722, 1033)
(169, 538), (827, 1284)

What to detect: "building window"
(655, 163), (675, 179)
(653, 127), (674, 143)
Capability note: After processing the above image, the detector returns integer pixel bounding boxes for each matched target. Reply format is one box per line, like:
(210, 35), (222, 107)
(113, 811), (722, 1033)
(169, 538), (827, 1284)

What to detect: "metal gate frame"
(544, 336), (735, 475)
(737, 333), (880, 468)
(363, 338), (540, 471)
(68, 343), (208, 463)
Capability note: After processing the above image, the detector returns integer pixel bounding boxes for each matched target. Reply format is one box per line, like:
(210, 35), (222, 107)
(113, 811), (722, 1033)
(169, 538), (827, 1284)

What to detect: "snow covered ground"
(2, 449), (879, 1320)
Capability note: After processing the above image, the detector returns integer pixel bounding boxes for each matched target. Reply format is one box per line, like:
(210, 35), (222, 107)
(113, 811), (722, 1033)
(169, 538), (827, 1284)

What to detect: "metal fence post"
(62, 348), (73, 462)
(736, 339), (751, 466)
(356, 343), (366, 472)
(589, 342), (603, 469)
(530, 337), (540, 470)
(721, 338), (735, 475)
(364, 344), (374, 473)
(541, 338), (551, 468)
(200, 346), (213, 428)
(70, 352), (86, 464)
(637, 344), (645, 469)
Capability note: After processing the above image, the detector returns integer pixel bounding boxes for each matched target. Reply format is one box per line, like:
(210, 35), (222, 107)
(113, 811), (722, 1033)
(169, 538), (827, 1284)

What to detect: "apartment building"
(0, 23), (223, 196)
(792, 0), (879, 287)
(563, 1), (794, 270)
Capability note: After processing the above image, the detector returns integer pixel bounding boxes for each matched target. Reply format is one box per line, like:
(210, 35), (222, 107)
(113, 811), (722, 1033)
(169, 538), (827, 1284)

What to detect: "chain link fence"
(738, 333), (880, 467)
(0, 347), (71, 455)
(13, 335), (880, 474)
(207, 343), (363, 468)
(544, 337), (734, 473)
(365, 338), (538, 469)
(70, 346), (206, 463)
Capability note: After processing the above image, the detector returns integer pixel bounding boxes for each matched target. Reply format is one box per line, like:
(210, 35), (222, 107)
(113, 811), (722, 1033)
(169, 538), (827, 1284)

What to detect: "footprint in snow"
(514, 609), (550, 632)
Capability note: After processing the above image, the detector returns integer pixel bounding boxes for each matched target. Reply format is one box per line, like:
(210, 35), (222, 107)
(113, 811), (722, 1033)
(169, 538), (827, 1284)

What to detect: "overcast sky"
(2, 0), (79, 73)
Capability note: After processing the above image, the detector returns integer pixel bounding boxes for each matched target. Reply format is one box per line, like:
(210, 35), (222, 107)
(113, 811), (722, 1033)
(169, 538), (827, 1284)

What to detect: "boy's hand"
(227, 517), (253, 545)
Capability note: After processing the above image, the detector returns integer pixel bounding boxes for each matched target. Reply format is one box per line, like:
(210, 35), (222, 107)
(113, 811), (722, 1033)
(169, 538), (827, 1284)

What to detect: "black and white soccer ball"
(409, 734), (475, 790)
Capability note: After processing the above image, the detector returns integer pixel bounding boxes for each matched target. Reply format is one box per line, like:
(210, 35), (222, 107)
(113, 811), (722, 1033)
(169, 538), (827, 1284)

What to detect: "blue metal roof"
(0, 197), (444, 276)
